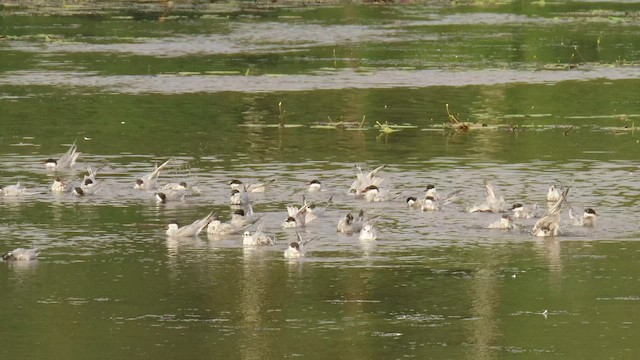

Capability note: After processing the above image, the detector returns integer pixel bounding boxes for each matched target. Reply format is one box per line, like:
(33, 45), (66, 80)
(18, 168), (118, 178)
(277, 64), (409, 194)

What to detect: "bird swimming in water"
(2, 248), (39, 261)
(467, 181), (506, 213)
(208, 210), (260, 236)
(359, 223), (378, 241)
(421, 190), (462, 212)
(0, 183), (29, 196)
(569, 207), (597, 227)
(228, 178), (275, 193)
(45, 142), (79, 170)
(336, 210), (364, 234)
(510, 203), (537, 219)
(283, 232), (313, 258)
(307, 179), (323, 193)
(363, 185), (398, 202)
(242, 225), (276, 246)
(282, 200), (316, 228)
(229, 189), (250, 205)
(165, 212), (213, 238)
(349, 164), (386, 196)
(51, 178), (71, 193)
(135, 159), (171, 190)
(486, 214), (516, 230)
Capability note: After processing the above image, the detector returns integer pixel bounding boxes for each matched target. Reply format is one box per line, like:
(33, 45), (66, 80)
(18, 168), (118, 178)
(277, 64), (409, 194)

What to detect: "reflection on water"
(535, 237), (563, 290)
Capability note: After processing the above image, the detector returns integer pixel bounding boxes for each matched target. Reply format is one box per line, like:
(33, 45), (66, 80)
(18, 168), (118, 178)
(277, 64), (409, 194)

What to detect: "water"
(2, 1), (640, 358)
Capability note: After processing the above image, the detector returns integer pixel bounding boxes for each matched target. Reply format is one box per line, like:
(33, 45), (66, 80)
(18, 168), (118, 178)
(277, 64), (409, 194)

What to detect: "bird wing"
(367, 164), (386, 179)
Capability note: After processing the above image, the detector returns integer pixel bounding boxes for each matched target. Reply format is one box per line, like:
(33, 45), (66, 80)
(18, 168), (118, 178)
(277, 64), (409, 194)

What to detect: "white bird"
(337, 210), (364, 234)
(162, 181), (201, 196)
(307, 179), (323, 193)
(155, 190), (186, 204)
(0, 182), (28, 196)
(208, 210), (260, 236)
(421, 190), (462, 211)
(45, 142), (79, 169)
(2, 248), (39, 261)
(242, 227), (276, 246)
(363, 185), (397, 202)
(425, 184), (438, 199)
(165, 212), (213, 238)
(229, 189), (250, 205)
(284, 242), (303, 258)
(569, 207), (597, 227)
(134, 159), (171, 190)
(303, 195), (332, 217)
(228, 179), (275, 193)
(81, 166), (99, 190)
(547, 185), (561, 202)
(468, 181), (506, 213)
(282, 202), (316, 228)
(421, 196), (439, 211)
(533, 186), (570, 237)
(510, 203), (537, 219)
(162, 181), (187, 191)
(283, 232), (313, 258)
(51, 178), (71, 193)
(359, 223), (378, 241)
(406, 196), (422, 208)
(230, 208), (259, 227)
(486, 214), (516, 230)
(306, 176), (336, 193)
(349, 164), (386, 196)
(207, 216), (234, 236)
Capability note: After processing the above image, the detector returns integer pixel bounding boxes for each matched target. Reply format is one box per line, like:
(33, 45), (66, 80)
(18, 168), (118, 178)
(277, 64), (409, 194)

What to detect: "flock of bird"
(1, 143), (598, 261)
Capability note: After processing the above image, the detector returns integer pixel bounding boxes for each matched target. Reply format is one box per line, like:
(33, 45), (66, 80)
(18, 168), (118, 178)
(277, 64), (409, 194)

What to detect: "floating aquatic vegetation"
(536, 63), (578, 71)
(565, 114), (640, 120)
(309, 116), (361, 129)
(173, 71), (242, 76)
(238, 123), (304, 128)
(374, 121), (417, 133)
(503, 113), (552, 119)
(309, 115), (370, 131)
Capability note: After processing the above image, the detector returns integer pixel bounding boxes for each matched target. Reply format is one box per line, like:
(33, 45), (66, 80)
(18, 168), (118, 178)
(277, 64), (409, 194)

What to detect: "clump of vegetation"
(446, 104), (470, 131)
